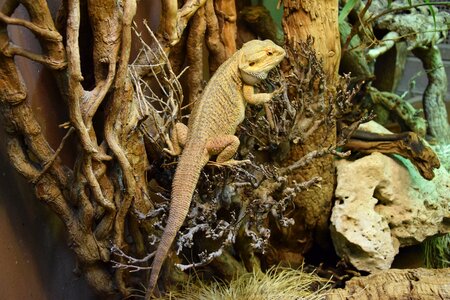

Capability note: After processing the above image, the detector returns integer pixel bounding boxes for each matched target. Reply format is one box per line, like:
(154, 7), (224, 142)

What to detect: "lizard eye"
(267, 51), (273, 56)
(249, 62), (255, 66)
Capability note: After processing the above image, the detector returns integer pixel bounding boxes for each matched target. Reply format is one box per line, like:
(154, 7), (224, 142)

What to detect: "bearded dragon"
(147, 39), (285, 295)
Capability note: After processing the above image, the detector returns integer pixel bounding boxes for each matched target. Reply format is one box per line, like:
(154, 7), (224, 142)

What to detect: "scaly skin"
(146, 40), (285, 297)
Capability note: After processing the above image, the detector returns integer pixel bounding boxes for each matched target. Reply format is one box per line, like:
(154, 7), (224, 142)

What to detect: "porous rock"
(331, 131), (450, 272)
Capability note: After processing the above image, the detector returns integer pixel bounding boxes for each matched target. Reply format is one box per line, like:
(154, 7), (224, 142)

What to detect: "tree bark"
(283, 1), (340, 80)
(215, 0), (237, 58)
(273, 0), (340, 264)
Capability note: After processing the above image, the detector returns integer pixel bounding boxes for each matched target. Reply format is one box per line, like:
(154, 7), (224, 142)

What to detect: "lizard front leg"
(243, 84), (283, 105)
(164, 122), (188, 156)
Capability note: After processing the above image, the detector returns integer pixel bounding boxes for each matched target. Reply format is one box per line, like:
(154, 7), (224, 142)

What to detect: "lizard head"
(238, 39), (285, 85)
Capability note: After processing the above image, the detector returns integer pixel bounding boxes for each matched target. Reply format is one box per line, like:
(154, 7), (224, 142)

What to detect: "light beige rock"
(331, 149), (450, 272)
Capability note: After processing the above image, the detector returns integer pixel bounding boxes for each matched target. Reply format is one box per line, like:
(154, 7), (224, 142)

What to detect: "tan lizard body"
(147, 40), (285, 296)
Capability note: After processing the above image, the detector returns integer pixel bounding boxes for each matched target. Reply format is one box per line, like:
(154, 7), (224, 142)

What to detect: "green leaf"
(424, 0), (438, 31)
(339, 0), (358, 23)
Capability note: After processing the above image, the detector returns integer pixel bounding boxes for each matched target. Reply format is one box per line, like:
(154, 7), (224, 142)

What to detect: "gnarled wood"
(327, 268), (450, 300)
(345, 130), (440, 180)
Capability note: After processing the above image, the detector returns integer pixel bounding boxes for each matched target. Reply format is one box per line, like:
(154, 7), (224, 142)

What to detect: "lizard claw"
(273, 84), (285, 97)
(163, 134), (182, 156)
(163, 147), (181, 156)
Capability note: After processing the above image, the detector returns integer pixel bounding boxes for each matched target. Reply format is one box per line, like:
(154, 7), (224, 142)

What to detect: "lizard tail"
(147, 147), (208, 296)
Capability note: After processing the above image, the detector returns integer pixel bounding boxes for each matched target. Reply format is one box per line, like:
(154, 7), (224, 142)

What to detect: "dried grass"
(160, 266), (332, 300)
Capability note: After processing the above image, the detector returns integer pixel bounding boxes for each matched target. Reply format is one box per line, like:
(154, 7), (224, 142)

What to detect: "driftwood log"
(345, 130), (440, 180)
